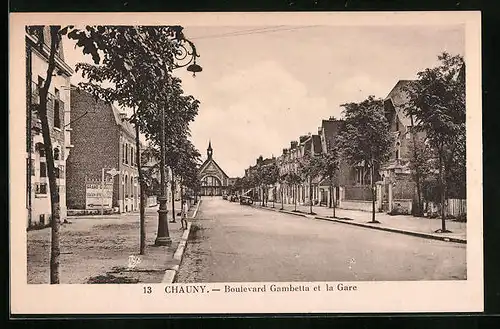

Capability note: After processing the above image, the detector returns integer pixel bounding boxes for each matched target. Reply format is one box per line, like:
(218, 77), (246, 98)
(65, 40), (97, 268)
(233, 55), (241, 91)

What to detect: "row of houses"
(243, 80), (443, 216)
(25, 27), (178, 228)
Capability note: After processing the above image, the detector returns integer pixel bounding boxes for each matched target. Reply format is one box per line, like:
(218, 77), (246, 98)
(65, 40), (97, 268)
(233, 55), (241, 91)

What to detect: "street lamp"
(155, 29), (202, 246)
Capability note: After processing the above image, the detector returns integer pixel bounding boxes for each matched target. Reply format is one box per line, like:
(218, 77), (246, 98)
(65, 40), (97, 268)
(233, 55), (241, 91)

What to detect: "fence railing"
(447, 198), (466, 216)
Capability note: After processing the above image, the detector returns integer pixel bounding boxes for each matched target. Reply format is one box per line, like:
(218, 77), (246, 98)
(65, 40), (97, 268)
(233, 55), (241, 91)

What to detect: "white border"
(9, 11), (482, 315)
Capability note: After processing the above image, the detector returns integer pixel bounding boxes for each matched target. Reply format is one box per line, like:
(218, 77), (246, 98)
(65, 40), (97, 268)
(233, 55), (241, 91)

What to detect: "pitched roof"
(199, 157), (229, 179)
(312, 134), (322, 154)
(111, 105), (136, 138)
(384, 80), (418, 128)
(321, 119), (343, 149)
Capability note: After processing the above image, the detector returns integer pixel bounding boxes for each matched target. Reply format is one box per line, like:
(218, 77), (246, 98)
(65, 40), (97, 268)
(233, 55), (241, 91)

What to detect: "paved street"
(177, 197), (466, 283)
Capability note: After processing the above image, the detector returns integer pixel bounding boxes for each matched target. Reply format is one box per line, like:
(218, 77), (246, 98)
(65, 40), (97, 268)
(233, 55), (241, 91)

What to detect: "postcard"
(9, 11), (482, 315)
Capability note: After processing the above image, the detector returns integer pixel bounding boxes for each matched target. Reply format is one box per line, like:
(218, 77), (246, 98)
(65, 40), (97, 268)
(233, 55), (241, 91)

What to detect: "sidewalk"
(27, 202), (197, 284)
(252, 202), (466, 243)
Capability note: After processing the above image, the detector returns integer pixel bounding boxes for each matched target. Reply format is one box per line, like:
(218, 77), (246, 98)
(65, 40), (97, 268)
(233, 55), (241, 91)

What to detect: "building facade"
(66, 88), (139, 213)
(379, 79), (426, 214)
(26, 27), (73, 228)
(198, 142), (230, 196)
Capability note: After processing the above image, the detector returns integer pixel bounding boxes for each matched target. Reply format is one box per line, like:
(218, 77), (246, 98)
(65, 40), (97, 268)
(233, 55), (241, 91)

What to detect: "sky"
(63, 24), (465, 177)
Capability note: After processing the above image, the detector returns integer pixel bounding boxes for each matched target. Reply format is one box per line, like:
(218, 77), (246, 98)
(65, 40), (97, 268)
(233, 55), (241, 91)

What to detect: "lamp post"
(155, 29), (202, 246)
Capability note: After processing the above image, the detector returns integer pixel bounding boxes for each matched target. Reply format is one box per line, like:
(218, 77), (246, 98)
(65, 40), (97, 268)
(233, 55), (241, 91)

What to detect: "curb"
(192, 199), (202, 219)
(252, 205), (466, 244)
(161, 222), (192, 284)
(314, 215), (466, 244)
(252, 205), (312, 219)
(161, 199), (202, 284)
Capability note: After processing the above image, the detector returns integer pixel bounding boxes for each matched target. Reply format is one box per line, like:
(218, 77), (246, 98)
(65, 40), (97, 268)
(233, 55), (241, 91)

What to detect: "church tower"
(207, 140), (213, 159)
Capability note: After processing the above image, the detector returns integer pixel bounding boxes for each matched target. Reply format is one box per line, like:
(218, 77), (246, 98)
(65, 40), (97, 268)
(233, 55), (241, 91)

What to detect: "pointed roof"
(384, 80), (418, 128)
(321, 118), (343, 150)
(199, 157), (229, 179)
(208, 140), (212, 150)
(312, 134), (322, 154)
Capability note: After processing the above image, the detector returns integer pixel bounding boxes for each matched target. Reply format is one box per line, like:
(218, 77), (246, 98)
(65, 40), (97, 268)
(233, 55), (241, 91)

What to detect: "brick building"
(66, 88), (139, 213)
(26, 27), (73, 228)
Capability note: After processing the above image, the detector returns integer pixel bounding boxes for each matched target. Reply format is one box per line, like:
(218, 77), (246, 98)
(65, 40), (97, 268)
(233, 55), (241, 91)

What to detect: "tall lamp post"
(155, 28), (202, 246)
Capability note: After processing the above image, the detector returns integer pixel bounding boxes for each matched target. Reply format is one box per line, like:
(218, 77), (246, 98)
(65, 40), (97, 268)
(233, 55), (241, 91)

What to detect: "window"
(39, 214), (45, 225)
(355, 168), (365, 185)
(53, 148), (60, 160)
(40, 162), (47, 177)
(125, 144), (128, 164)
(37, 143), (45, 157)
(36, 183), (47, 194)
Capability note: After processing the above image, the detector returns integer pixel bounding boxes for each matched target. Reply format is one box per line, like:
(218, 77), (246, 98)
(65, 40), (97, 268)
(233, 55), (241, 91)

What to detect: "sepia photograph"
(10, 12), (482, 314)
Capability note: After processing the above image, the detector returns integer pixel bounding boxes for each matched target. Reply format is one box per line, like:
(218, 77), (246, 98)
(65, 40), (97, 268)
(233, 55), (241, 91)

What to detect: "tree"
(262, 162), (279, 208)
(407, 135), (434, 216)
(298, 155), (322, 215)
(403, 52), (465, 232)
(338, 96), (394, 223)
(316, 145), (340, 218)
(229, 177), (243, 196)
(27, 26), (69, 284)
(278, 172), (287, 210)
(286, 170), (302, 212)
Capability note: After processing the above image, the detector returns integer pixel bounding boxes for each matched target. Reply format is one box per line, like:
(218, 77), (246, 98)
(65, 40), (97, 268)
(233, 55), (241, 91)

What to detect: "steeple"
(207, 140), (213, 159)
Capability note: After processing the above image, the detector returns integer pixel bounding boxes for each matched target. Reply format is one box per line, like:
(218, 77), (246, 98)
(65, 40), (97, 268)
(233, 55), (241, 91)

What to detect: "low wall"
(340, 200), (374, 212)
(391, 199), (413, 215)
(67, 208), (114, 216)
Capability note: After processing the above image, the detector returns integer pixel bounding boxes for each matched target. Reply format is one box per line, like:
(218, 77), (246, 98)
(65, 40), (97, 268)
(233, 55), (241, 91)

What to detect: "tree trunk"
(26, 43), (33, 227)
(281, 186), (284, 210)
(37, 26), (62, 284)
(329, 185), (332, 208)
(134, 109), (146, 255)
(309, 177), (313, 214)
(330, 179), (335, 218)
(409, 115), (423, 216)
(371, 164), (376, 223)
(261, 186), (264, 206)
(171, 174), (176, 222)
(294, 185), (297, 211)
(439, 148), (446, 232)
(272, 186), (275, 208)
(180, 178), (184, 206)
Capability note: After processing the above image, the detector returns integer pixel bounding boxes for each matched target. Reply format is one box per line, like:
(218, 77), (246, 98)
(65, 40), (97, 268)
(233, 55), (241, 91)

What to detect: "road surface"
(177, 197), (466, 282)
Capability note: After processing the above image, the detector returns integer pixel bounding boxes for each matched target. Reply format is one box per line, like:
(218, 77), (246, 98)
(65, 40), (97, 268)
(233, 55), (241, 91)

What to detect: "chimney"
(291, 141), (298, 149)
(283, 148), (288, 155)
(318, 127), (322, 135)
